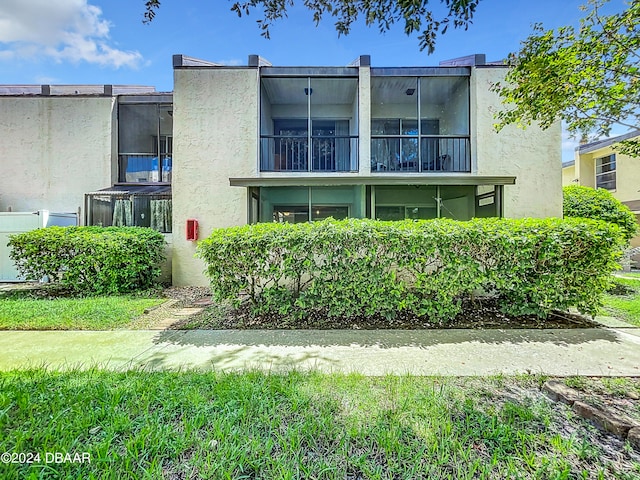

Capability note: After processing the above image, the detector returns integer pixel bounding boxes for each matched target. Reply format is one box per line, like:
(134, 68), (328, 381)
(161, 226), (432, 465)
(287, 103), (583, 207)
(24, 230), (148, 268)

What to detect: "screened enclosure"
(85, 185), (172, 233)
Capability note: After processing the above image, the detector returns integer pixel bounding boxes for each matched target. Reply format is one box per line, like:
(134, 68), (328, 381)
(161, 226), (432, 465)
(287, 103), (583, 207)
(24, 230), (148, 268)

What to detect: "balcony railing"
(260, 135), (358, 172)
(370, 136), (470, 173)
(118, 154), (172, 183)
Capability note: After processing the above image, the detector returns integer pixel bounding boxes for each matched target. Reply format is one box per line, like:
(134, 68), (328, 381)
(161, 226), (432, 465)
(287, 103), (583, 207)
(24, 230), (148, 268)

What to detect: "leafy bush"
(197, 218), (624, 321)
(8, 227), (165, 294)
(563, 185), (638, 242)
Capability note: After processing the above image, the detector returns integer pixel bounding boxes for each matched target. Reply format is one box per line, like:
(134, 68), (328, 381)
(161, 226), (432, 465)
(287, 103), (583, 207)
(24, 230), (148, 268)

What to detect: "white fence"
(0, 211), (77, 282)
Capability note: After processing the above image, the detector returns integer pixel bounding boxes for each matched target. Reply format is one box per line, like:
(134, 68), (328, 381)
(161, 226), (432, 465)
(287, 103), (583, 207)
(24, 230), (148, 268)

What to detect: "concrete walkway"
(1, 319), (640, 376)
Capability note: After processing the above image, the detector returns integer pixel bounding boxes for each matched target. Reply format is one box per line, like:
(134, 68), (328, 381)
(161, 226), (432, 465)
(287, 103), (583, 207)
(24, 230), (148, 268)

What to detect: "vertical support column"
(417, 78), (422, 172)
(359, 62), (371, 175)
(307, 77), (312, 172)
(370, 186), (376, 219)
(469, 69), (478, 174)
(156, 104), (162, 182)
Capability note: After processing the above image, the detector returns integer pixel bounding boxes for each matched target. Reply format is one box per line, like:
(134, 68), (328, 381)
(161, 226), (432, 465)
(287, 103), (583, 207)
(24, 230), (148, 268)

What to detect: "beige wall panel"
(472, 68), (562, 218)
(172, 68), (259, 285)
(0, 97), (115, 215)
(562, 165), (576, 187)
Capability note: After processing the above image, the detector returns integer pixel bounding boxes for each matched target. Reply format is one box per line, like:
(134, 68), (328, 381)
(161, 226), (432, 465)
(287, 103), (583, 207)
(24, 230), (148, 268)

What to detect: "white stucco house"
(0, 54), (561, 286)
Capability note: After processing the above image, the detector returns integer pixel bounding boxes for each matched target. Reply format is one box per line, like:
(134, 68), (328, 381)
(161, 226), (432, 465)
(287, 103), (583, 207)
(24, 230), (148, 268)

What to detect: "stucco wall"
(576, 151), (596, 188)
(472, 67), (562, 218)
(358, 66), (371, 175)
(172, 68), (259, 286)
(0, 96), (116, 215)
(562, 165), (576, 186)
(577, 144), (640, 204)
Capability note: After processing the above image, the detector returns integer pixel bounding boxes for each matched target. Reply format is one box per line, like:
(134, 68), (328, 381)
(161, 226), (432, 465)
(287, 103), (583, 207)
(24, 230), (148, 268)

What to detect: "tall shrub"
(8, 226), (165, 294)
(563, 185), (637, 242)
(197, 218), (623, 321)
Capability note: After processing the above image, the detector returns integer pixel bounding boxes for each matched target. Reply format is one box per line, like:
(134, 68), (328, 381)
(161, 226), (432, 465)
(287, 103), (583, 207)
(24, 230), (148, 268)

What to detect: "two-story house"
(0, 54), (561, 286)
(562, 130), (640, 250)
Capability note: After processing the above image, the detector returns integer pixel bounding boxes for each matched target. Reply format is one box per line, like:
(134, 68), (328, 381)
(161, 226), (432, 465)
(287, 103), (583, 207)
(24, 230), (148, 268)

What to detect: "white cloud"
(0, 0), (142, 68)
(34, 75), (60, 84)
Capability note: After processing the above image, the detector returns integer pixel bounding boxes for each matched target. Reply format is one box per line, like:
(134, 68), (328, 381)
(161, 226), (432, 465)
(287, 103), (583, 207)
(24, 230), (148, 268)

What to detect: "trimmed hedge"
(197, 218), (624, 321)
(563, 185), (638, 242)
(8, 226), (165, 294)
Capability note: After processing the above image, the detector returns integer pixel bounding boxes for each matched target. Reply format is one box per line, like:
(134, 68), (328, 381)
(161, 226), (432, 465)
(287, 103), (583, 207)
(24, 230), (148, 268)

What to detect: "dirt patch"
(471, 377), (640, 470)
(167, 290), (600, 330)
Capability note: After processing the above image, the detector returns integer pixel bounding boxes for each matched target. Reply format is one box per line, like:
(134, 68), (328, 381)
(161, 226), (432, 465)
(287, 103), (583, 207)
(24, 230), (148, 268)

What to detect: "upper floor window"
(260, 77), (358, 172)
(370, 76), (470, 173)
(118, 103), (173, 183)
(596, 154), (616, 190)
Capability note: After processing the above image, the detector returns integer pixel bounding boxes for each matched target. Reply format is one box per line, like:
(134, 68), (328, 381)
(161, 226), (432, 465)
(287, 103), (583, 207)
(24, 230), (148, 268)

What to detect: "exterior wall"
(172, 68), (259, 286)
(0, 97), (116, 215)
(579, 145), (640, 203)
(575, 150), (596, 188)
(562, 165), (576, 186)
(358, 66), (371, 175)
(575, 142), (640, 254)
(472, 67), (562, 218)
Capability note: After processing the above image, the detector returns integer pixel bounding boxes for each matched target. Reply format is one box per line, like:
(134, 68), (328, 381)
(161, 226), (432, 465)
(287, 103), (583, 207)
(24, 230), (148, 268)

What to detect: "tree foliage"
(493, 0), (640, 157)
(563, 185), (638, 242)
(143, 0), (480, 53)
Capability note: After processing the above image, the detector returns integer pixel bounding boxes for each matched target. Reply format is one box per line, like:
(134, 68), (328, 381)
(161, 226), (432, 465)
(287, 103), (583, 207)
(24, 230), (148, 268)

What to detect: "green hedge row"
(8, 227), (165, 294)
(197, 218), (624, 321)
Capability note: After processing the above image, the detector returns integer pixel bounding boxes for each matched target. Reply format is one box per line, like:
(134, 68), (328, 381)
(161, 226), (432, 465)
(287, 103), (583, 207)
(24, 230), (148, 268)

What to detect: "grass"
(0, 290), (163, 330)
(0, 370), (638, 479)
(601, 273), (640, 326)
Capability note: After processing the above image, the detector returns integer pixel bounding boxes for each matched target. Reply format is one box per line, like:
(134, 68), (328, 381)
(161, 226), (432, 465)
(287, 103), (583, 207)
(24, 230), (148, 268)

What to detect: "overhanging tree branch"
(493, 0), (640, 157)
(143, 0), (481, 53)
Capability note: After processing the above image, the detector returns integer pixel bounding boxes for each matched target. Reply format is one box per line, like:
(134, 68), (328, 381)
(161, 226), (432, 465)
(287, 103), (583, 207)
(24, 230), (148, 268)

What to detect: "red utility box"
(186, 219), (198, 241)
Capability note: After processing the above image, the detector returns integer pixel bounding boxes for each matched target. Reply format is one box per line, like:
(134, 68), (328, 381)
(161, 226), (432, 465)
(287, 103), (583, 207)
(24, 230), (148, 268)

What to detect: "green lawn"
(0, 370), (638, 479)
(601, 274), (640, 326)
(0, 291), (163, 330)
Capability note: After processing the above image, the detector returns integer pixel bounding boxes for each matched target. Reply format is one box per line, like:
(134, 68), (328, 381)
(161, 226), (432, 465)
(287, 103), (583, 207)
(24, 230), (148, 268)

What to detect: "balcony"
(118, 154), (172, 183)
(370, 136), (470, 173)
(260, 135), (358, 172)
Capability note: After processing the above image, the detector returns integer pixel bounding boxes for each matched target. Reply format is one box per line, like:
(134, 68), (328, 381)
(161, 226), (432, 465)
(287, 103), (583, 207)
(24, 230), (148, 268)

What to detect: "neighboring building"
(562, 130), (640, 249)
(0, 54), (562, 286)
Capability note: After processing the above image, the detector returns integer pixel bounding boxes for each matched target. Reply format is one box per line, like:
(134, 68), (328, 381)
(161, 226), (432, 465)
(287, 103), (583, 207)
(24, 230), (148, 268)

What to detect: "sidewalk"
(1, 318), (640, 376)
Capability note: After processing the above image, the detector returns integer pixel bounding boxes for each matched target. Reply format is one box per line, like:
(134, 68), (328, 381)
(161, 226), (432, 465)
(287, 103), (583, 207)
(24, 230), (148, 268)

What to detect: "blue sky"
(0, 0), (630, 161)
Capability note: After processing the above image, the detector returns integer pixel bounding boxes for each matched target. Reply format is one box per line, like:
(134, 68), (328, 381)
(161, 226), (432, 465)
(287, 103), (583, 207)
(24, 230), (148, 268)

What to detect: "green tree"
(143, 0), (480, 53)
(493, 0), (640, 157)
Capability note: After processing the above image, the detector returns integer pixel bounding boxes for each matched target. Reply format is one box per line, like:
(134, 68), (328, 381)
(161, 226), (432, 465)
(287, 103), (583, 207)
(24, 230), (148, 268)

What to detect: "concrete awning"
(230, 175), (516, 187)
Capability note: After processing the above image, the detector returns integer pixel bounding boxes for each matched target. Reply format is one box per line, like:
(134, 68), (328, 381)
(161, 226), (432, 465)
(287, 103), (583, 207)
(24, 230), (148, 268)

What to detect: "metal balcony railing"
(118, 154), (172, 183)
(260, 136), (358, 172)
(370, 136), (470, 173)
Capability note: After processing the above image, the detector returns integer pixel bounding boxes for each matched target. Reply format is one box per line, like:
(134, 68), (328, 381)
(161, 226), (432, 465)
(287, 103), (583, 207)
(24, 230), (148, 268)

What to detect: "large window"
(595, 154), (616, 190)
(249, 184), (501, 223)
(260, 77), (358, 172)
(370, 76), (470, 173)
(373, 185), (497, 221)
(118, 102), (173, 183)
(254, 186), (365, 223)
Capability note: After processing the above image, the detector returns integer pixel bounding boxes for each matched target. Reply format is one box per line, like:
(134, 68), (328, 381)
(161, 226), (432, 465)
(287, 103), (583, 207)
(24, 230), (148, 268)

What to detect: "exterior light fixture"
(304, 88), (313, 95)
(406, 88), (415, 96)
